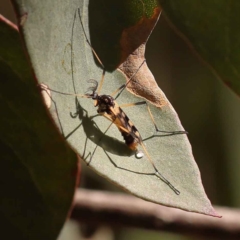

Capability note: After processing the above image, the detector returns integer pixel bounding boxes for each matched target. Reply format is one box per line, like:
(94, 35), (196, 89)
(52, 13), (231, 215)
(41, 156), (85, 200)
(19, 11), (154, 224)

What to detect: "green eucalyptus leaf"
(159, 0), (240, 96)
(0, 15), (79, 240)
(12, 0), (219, 217)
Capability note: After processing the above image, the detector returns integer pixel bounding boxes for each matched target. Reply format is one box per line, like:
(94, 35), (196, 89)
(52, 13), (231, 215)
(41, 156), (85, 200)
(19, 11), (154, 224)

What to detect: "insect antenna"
(85, 79), (98, 94)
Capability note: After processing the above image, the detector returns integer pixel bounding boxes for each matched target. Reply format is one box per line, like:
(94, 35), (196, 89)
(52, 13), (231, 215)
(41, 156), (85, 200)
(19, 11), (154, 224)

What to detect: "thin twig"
(71, 189), (240, 239)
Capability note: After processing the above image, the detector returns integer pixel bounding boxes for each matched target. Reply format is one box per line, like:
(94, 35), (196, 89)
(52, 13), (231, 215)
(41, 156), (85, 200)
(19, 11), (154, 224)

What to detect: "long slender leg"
(87, 121), (114, 165)
(97, 69), (106, 94)
(39, 84), (88, 98)
(39, 84), (65, 136)
(139, 141), (180, 195)
(144, 101), (188, 136)
(77, 8), (106, 95)
(77, 8), (104, 69)
(104, 150), (161, 176)
(119, 101), (187, 136)
(40, 85), (88, 141)
(111, 60), (146, 99)
(119, 101), (146, 108)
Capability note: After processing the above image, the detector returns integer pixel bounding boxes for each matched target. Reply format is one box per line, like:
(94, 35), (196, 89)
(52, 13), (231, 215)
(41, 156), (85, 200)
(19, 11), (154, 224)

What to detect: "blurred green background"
(1, 0), (240, 239)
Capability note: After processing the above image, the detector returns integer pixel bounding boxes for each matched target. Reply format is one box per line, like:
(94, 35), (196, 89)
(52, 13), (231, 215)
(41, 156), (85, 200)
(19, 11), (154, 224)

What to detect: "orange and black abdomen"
(115, 107), (141, 151)
(119, 126), (139, 151)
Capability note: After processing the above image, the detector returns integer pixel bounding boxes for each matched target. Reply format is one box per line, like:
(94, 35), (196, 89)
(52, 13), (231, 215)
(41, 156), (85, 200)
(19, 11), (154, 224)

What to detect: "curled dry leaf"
(119, 6), (167, 106)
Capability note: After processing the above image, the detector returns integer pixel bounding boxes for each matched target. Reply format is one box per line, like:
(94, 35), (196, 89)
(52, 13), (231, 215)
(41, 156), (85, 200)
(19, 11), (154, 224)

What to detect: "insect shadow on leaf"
(70, 97), (134, 159)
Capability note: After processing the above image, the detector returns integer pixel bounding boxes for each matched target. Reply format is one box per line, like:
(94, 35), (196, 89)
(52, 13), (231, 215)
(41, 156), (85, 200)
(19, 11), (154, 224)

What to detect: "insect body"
(83, 77), (141, 154)
(90, 90), (140, 152)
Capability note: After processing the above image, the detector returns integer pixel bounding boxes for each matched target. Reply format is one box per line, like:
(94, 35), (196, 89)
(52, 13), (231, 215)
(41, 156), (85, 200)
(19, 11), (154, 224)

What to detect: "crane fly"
(41, 7), (187, 195)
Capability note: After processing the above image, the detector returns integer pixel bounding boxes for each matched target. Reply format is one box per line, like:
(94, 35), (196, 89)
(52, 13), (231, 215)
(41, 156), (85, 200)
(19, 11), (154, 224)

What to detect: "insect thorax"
(96, 95), (115, 114)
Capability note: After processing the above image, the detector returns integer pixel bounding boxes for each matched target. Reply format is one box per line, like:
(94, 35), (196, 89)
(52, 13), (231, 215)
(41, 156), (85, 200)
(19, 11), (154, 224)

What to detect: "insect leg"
(145, 101), (187, 136)
(103, 149), (160, 177)
(77, 8), (104, 69)
(40, 86), (86, 140)
(39, 84), (88, 98)
(97, 69), (106, 94)
(139, 141), (180, 195)
(87, 121), (114, 165)
(120, 101), (187, 137)
(119, 101), (146, 108)
(111, 60), (146, 99)
(77, 8), (107, 95)
(39, 84), (65, 135)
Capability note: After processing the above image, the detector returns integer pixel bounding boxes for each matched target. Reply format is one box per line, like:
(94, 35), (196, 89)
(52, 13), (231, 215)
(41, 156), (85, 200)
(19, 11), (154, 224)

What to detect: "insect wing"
(110, 105), (141, 145)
